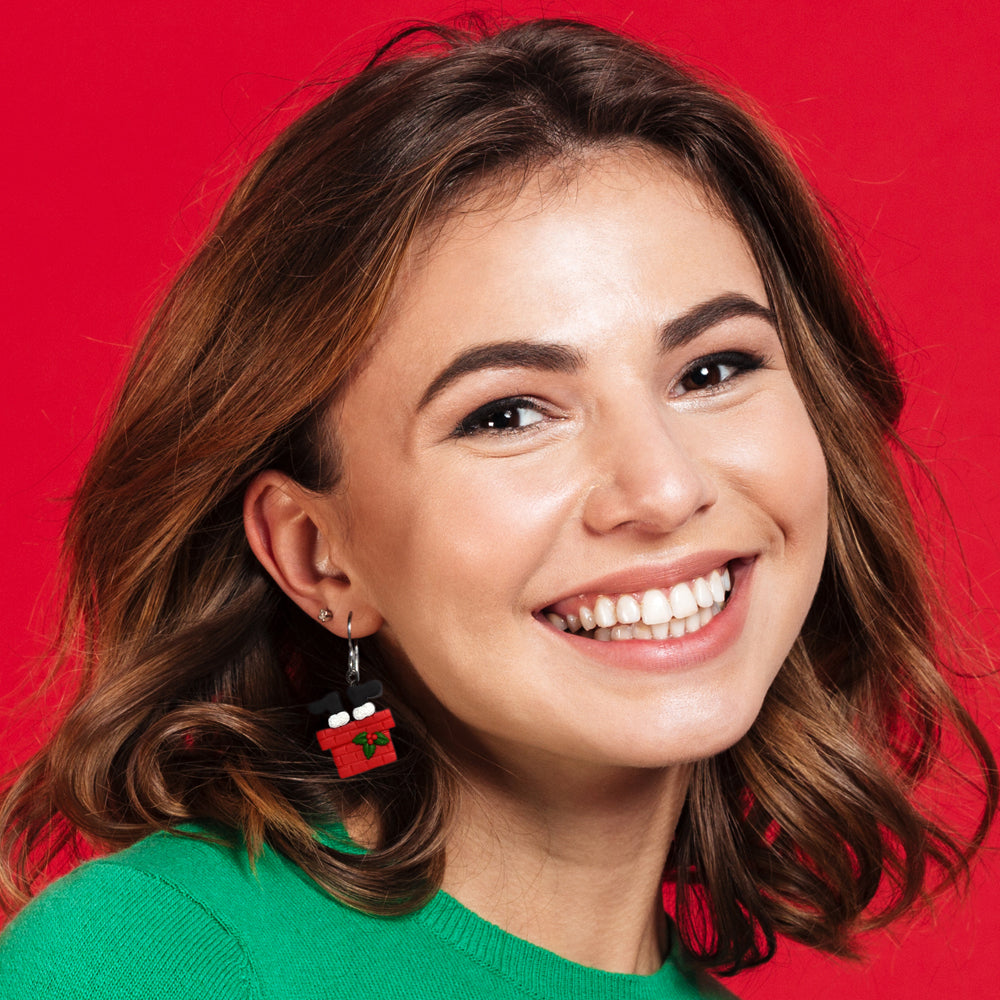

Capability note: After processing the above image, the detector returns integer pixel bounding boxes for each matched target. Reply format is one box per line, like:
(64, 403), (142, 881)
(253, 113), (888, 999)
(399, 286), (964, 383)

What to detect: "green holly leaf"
(374, 732), (389, 746)
(362, 741), (377, 759)
(352, 733), (367, 747)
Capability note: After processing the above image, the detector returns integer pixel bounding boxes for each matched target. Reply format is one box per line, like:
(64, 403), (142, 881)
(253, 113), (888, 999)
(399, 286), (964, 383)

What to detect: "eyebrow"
(416, 292), (775, 411)
(417, 341), (584, 410)
(659, 292), (775, 352)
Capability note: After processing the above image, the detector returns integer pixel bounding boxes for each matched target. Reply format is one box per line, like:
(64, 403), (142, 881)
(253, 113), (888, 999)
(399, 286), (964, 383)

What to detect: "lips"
(540, 556), (749, 642)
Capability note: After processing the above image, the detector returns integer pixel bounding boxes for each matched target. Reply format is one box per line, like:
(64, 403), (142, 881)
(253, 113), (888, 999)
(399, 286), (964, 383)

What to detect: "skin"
(245, 149), (829, 976)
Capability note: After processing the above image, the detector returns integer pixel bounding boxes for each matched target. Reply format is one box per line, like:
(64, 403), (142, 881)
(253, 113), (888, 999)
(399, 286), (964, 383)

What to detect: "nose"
(581, 399), (718, 537)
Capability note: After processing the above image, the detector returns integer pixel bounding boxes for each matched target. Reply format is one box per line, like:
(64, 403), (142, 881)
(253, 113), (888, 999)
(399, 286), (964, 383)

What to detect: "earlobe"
(242, 470), (382, 636)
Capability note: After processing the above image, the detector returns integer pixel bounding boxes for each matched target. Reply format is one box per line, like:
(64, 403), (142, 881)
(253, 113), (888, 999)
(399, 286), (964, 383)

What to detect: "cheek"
(346, 450), (580, 618)
(717, 388), (828, 544)
(773, 403), (829, 553)
(340, 460), (567, 726)
(721, 391), (830, 666)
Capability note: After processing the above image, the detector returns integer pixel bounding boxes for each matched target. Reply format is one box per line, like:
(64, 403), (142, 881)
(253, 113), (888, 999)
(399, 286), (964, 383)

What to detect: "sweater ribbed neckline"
(414, 887), (692, 1000)
(315, 821), (700, 998)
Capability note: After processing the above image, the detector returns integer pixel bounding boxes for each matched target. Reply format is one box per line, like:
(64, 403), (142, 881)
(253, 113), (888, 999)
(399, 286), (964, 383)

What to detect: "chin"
(618, 695), (767, 770)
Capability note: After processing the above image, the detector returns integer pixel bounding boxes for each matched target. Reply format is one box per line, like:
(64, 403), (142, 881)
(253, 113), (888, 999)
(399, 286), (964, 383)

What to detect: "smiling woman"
(249, 154), (828, 779)
(0, 18), (994, 1000)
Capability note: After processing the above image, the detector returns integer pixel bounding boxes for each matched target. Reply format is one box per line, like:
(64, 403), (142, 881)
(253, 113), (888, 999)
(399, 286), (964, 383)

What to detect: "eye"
(673, 351), (766, 395)
(453, 396), (547, 437)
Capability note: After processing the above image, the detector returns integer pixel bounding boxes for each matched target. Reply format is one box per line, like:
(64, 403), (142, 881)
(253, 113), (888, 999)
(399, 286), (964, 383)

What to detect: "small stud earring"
(317, 608), (333, 623)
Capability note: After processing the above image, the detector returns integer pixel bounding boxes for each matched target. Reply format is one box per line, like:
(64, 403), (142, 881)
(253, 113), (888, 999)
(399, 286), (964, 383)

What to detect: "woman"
(0, 18), (994, 998)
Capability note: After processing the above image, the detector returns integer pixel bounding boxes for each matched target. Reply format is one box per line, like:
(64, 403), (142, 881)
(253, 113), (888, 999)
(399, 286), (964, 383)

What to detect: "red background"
(2, 1), (997, 994)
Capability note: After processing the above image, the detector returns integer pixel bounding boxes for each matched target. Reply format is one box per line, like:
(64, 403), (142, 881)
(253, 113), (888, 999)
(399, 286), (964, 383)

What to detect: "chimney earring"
(310, 611), (398, 777)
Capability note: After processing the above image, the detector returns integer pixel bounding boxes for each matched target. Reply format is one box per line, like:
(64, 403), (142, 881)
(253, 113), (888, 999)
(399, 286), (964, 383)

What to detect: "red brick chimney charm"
(316, 702), (397, 778)
(309, 612), (397, 777)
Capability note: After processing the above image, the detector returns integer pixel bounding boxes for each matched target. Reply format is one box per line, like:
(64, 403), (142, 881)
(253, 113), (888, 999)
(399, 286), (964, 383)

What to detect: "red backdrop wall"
(3, 1), (997, 995)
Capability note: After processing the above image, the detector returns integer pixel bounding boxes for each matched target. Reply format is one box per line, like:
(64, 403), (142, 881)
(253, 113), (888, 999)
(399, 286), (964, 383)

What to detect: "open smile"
(540, 558), (750, 643)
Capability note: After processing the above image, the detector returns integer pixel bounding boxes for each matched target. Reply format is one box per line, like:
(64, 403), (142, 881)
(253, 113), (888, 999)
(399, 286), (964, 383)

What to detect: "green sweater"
(0, 825), (733, 999)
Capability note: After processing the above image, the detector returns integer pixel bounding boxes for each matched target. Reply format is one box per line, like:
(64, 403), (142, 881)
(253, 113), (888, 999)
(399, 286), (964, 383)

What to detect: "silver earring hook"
(346, 611), (360, 686)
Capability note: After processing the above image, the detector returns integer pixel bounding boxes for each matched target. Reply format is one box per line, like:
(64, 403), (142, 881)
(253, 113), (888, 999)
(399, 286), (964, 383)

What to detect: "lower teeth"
(576, 600), (724, 641)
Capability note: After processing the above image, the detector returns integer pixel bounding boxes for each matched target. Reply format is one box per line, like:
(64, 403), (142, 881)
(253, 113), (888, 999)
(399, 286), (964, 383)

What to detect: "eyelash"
(452, 351), (768, 437)
(673, 350), (767, 396)
(453, 396), (547, 437)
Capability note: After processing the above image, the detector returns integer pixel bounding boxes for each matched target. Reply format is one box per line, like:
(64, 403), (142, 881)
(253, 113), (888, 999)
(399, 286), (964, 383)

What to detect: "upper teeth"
(545, 566), (732, 639)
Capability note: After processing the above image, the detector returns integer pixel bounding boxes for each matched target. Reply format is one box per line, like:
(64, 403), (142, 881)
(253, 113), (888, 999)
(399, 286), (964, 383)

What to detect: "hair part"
(1, 17), (995, 973)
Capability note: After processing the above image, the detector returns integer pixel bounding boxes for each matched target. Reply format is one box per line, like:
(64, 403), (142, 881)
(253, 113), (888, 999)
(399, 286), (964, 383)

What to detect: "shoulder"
(667, 923), (742, 999)
(0, 829), (258, 999)
(690, 970), (741, 998)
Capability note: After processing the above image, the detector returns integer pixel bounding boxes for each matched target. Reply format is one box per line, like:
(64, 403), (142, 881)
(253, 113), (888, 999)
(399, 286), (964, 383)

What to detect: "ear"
(242, 470), (383, 637)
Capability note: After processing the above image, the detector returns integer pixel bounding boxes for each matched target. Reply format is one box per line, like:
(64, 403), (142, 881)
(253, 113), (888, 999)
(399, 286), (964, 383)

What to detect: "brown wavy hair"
(1, 18), (995, 973)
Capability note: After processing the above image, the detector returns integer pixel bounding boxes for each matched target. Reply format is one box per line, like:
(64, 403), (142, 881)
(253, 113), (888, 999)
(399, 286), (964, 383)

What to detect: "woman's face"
(322, 150), (828, 772)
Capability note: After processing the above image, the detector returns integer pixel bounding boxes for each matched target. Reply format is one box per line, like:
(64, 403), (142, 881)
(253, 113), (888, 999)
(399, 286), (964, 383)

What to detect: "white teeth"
(640, 588), (672, 625)
(594, 595), (617, 629)
(615, 594), (641, 624)
(669, 582), (699, 619)
(546, 563), (735, 642)
(693, 577), (714, 609)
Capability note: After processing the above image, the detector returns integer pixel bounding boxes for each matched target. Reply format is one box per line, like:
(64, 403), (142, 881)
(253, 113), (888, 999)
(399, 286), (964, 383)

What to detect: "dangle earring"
(308, 611), (397, 778)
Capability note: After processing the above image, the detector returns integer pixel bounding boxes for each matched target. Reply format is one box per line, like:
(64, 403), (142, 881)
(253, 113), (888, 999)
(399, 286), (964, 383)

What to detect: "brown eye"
(681, 362), (725, 391)
(674, 351), (766, 396)
(455, 397), (545, 436)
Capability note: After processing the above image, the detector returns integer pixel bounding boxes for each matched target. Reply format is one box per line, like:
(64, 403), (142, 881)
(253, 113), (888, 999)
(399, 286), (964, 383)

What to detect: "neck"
(440, 752), (691, 976)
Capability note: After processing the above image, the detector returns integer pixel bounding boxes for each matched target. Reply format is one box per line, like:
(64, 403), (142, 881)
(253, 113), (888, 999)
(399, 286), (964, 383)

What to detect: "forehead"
(369, 147), (767, 368)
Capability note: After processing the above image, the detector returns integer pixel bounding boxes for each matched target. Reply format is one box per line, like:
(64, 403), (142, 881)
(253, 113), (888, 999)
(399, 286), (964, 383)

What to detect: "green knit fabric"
(0, 825), (734, 999)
